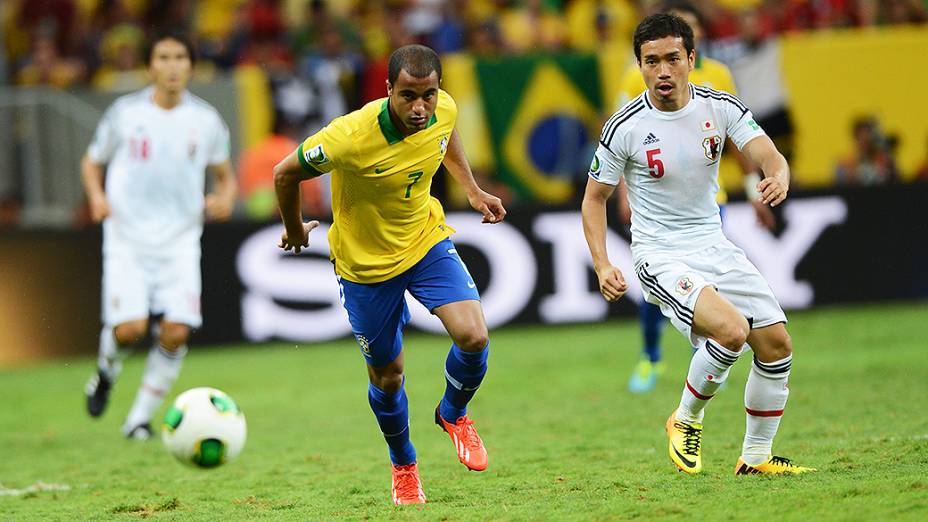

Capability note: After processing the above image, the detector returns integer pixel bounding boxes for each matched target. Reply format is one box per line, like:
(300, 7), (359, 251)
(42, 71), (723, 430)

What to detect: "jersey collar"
(144, 85), (190, 110)
(378, 99), (438, 145)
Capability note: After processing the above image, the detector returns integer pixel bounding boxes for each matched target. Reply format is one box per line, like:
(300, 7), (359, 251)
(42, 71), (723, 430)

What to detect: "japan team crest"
(702, 135), (722, 162)
(675, 276), (695, 296)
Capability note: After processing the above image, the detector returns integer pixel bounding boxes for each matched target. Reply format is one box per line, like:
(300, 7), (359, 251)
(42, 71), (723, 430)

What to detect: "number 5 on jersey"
(646, 148), (664, 178)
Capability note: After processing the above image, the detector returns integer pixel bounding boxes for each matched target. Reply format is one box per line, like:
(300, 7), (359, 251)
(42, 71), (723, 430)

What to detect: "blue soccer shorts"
(338, 238), (480, 368)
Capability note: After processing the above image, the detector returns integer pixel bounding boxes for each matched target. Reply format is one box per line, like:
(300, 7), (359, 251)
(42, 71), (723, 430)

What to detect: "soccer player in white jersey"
(581, 14), (815, 475)
(81, 31), (236, 440)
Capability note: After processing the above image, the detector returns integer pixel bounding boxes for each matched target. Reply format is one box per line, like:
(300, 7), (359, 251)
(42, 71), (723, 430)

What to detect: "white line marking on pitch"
(0, 482), (71, 497)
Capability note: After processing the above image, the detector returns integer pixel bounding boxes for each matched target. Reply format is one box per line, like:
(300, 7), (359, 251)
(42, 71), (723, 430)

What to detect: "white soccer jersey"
(87, 86), (230, 253)
(589, 84), (765, 259)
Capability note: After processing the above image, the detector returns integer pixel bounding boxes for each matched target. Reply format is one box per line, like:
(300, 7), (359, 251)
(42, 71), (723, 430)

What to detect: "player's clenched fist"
(757, 176), (789, 207)
(278, 220), (320, 254)
(595, 264), (628, 302)
(467, 189), (506, 224)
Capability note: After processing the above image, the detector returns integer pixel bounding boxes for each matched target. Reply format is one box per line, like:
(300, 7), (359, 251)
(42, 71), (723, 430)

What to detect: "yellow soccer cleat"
(666, 410), (703, 474)
(735, 455), (817, 475)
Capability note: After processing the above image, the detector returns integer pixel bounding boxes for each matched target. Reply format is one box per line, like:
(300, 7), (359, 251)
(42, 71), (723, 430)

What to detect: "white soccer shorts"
(102, 247), (202, 328)
(633, 239), (786, 347)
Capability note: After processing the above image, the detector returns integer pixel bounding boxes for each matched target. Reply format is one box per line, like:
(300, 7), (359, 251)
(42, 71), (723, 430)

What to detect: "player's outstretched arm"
(742, 135), (790, 208)
(442, 129), (506, 223)
(80, 154), (109, 223)
(581, 177), (628, 302)
(273, 149), (320, 254)
(205, 160), (237, 221)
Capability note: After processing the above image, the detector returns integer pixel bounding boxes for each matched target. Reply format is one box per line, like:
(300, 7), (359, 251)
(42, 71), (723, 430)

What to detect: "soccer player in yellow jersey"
(614, 1), (774, 394)
(273, 45), (506, 505)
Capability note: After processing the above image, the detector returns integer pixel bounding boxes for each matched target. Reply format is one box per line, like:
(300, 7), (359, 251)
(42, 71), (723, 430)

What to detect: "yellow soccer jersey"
(615, 57), (738, 205)
(297, 90), (457, 283)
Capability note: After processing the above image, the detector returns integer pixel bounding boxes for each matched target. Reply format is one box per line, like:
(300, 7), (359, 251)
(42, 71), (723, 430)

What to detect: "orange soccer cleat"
(391, 463), (426, 505)
(435, 406), (488, 471)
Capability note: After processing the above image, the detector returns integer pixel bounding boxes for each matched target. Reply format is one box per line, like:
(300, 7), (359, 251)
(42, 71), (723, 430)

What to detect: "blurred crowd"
(4, 0), (927, 93)
(1, 0), (927, 224)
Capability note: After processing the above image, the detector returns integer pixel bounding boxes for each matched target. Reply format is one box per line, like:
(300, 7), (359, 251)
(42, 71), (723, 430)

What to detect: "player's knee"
(456, 328), (489, 352)
(114, 320), (148, 345)
(717, 320), (749, 352)
(374, 371), (404, 395)
(159, 323), (190, 350)
(768, 330), (793, 360)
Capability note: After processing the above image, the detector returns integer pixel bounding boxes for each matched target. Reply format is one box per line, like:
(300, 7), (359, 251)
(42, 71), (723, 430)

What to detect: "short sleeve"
(726, 109), (766, 150)
(297, 121), (353, 176)
(588, 142), (626, 186)
(87, 105), (119, 163)
(723, 99), (766, 151)
(208, 114), (231, 165)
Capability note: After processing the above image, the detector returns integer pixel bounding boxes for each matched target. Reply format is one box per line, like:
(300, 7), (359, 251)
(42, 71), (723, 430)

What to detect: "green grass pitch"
(1, 303), (926, 520)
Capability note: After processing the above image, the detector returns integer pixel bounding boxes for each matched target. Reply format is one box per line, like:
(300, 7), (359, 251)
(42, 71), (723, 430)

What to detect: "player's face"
(387, 69), (440, 134)
(148, 38), (192, 93)
(638, 36), (695, 109)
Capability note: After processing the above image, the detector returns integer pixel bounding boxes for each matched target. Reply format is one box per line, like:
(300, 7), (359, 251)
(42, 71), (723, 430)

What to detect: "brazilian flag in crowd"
(474, 54), (603, 204)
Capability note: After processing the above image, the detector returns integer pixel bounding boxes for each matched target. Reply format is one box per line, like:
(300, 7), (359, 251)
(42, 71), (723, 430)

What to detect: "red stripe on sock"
(142, 384), (166, 397)
(745, 407), (784, 417)
(685, 380), (714, 401)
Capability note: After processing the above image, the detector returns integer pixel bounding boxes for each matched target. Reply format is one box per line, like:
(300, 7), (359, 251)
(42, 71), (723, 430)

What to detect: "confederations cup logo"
(589, 153), (602, 179)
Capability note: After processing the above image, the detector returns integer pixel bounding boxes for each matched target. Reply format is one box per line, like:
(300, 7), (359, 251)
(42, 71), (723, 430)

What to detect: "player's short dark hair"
(388, 44), (442, 85)
(144, 30), (197, 66)
(633, 13), (695, 62)
(660, 0), (707, 34)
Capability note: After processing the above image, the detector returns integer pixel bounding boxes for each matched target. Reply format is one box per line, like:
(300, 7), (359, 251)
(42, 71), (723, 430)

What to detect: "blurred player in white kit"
(81, 30), (236, 439)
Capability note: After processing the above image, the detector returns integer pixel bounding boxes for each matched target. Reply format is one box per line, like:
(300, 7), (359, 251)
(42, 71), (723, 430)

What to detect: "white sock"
(742, 354), (792, 465)
(676, 340), (739, 424)
(97, 327), (130, 381)
(123, 344), (187, 433)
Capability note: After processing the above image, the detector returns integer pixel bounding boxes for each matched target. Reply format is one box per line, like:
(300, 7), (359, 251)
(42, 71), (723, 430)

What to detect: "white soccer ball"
(161, 387), (247, 468)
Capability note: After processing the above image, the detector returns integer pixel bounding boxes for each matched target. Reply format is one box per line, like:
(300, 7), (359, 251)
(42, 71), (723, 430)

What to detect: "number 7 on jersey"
(405, 171), (424, 198)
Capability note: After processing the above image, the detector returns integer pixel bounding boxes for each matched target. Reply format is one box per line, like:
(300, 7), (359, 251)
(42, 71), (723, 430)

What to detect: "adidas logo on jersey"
(643, 133), (660, 145)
